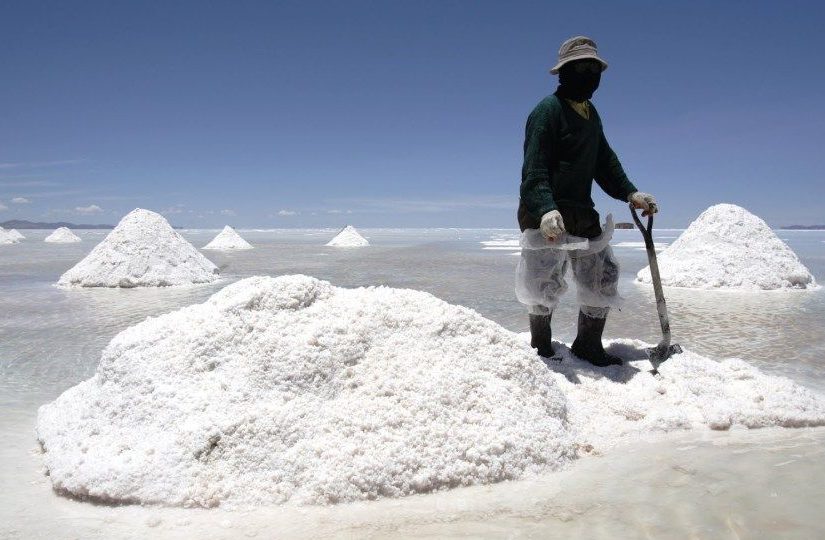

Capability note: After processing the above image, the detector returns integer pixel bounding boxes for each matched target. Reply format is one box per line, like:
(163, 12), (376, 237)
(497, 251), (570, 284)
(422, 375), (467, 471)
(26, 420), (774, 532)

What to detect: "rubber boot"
(529, 312), (554, 358)
(570, 310), (623, 367)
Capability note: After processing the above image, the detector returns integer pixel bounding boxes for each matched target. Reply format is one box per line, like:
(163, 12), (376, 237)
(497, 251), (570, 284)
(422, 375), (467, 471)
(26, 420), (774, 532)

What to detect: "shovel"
(630, 204), (682, 373)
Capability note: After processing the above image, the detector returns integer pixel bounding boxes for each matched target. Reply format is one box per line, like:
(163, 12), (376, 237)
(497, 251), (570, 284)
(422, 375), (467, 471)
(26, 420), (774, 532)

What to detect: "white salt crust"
(542, 339), (825, 450)
(57, 209), (219, 288)
(637, 204), (816, 290)
(37, 275), (825, 508)
(203, 226), (253, 250)
(326, 225), (369, 247)
(44, 227), (81, 243)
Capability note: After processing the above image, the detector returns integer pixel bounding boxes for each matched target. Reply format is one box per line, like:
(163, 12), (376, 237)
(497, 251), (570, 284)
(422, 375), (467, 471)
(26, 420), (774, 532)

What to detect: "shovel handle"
(630, 204), (673, 352)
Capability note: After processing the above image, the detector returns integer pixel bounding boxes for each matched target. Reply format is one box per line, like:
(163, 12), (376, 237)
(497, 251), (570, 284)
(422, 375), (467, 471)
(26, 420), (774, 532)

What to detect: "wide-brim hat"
(550, 35), (608, 75)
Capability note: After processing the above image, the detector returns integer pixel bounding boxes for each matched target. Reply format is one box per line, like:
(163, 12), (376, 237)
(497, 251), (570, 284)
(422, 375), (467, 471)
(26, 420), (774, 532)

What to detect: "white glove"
(628, 191), (658, 216)
(539, 210), (565, 241)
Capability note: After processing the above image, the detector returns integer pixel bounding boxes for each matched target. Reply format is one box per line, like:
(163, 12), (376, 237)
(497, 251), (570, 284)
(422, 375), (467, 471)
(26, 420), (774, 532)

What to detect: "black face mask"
(557, 63), (601, 101)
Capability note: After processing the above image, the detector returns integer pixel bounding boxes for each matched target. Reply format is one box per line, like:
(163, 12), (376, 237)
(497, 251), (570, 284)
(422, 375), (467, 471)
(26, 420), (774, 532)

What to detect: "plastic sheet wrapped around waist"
(519, 214), (615, 256)
(515, 214), (621, 311)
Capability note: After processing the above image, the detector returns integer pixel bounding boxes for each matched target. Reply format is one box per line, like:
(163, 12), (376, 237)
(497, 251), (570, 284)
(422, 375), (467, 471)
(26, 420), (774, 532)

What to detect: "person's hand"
(628, 191), (658, 216)
(539, 210), (565, 241)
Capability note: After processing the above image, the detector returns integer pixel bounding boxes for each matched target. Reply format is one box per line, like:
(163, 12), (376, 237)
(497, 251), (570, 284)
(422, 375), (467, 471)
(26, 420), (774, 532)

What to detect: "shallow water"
(1, 227), (824, 538)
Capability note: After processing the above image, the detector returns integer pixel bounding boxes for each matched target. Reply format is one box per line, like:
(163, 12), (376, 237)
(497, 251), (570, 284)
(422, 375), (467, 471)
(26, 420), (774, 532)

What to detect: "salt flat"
(2, 227), (825, 538)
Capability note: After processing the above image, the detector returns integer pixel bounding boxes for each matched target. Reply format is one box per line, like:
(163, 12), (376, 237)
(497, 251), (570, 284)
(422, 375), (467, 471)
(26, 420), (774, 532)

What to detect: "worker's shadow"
(540, 342), (651, 385)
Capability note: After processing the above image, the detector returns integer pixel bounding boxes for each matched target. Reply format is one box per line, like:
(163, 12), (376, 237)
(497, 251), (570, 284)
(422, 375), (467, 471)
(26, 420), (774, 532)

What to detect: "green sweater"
(519, 93), (637, 222)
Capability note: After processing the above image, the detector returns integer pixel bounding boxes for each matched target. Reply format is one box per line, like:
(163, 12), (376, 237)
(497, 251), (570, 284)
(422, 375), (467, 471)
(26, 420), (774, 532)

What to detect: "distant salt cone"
(203, 225), (253, 250)
(45, 227), (81, 243)
(637, 204), (817, 290)
(0, 227), (22, 245)
(326, 225), (369, 247)
(8, 229), (25, 240)
(57, 208), (219, 288)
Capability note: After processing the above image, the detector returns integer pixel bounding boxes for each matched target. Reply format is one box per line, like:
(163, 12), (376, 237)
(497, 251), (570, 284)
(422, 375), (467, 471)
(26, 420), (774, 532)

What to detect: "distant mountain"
(780, 225), (825, 230)
(614, 222), (635, 229)
(0, 219), (114, 230)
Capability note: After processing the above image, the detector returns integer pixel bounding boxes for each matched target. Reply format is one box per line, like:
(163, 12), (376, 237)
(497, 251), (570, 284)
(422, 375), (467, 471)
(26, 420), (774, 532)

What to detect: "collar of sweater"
(564, 98), (591, 120)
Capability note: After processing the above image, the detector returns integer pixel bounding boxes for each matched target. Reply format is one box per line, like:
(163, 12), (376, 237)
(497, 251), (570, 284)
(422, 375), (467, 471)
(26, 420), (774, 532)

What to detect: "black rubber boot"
(571, 310), (623, 367)
(529, 312), (554, 358)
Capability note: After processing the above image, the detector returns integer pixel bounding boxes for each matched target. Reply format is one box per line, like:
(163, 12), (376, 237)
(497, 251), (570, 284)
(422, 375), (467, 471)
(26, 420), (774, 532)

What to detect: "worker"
(517, 36), (658, 366)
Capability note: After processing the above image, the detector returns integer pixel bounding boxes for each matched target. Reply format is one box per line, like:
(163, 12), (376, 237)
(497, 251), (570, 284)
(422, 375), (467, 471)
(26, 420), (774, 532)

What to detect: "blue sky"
(1, 0), (824, 228)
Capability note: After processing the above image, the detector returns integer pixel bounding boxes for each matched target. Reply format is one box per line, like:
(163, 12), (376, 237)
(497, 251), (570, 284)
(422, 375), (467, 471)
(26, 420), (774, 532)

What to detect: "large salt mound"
(37, 275), (825, 508)
(203, 225), (253, 250)
(8, 228), (25, 240)
(44, 227), (81, 243)
(637, 204), (816, 290)
(37, 275), (573, 507)
(57, 208), (219, 288)
(326, 225), (369, 247)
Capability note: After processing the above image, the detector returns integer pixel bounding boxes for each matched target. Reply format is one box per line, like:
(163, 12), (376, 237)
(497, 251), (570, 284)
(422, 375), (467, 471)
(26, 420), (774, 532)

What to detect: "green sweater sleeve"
(520, 103), (558, 217)
(594, 129), (638, 201)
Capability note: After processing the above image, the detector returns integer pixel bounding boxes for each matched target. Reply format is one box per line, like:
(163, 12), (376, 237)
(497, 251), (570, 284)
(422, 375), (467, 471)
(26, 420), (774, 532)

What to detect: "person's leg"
(570, 309), (622, 366)
(570, 246), (622, 366)
(516, 247), (569, 357)
(527, 305), (554, 357)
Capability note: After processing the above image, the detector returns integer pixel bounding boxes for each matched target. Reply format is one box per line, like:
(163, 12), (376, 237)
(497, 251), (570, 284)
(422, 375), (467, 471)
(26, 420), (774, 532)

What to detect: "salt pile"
(637, 204), (816, 290)
(44, 227), (81, 243)
(8, 228), (25, 240)
(37, 275), (573, 507)
(203, 225), (253, 250)
(57, 208), (219, 288)
(37, 275), (825, 508)
(326, 225), (369, 247)
(0, 227), (21, 245)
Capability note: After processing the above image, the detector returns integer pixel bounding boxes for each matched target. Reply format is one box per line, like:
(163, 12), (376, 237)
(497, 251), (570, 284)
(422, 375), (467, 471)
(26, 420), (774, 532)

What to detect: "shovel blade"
(647, 343), (682, 373)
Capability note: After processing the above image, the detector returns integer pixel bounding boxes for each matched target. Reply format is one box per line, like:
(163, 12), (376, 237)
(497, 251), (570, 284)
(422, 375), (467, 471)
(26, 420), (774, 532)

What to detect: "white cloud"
(0, 159), (86, 170)
(278, 209), (298, 216)
(161, 205), (186, 215)
(75, 204), (103, 215)
(11, 197), (30, 204)
(0, 180), (60, 187)
(220, 209), (236, 216)
(6, 188), (88, 199)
